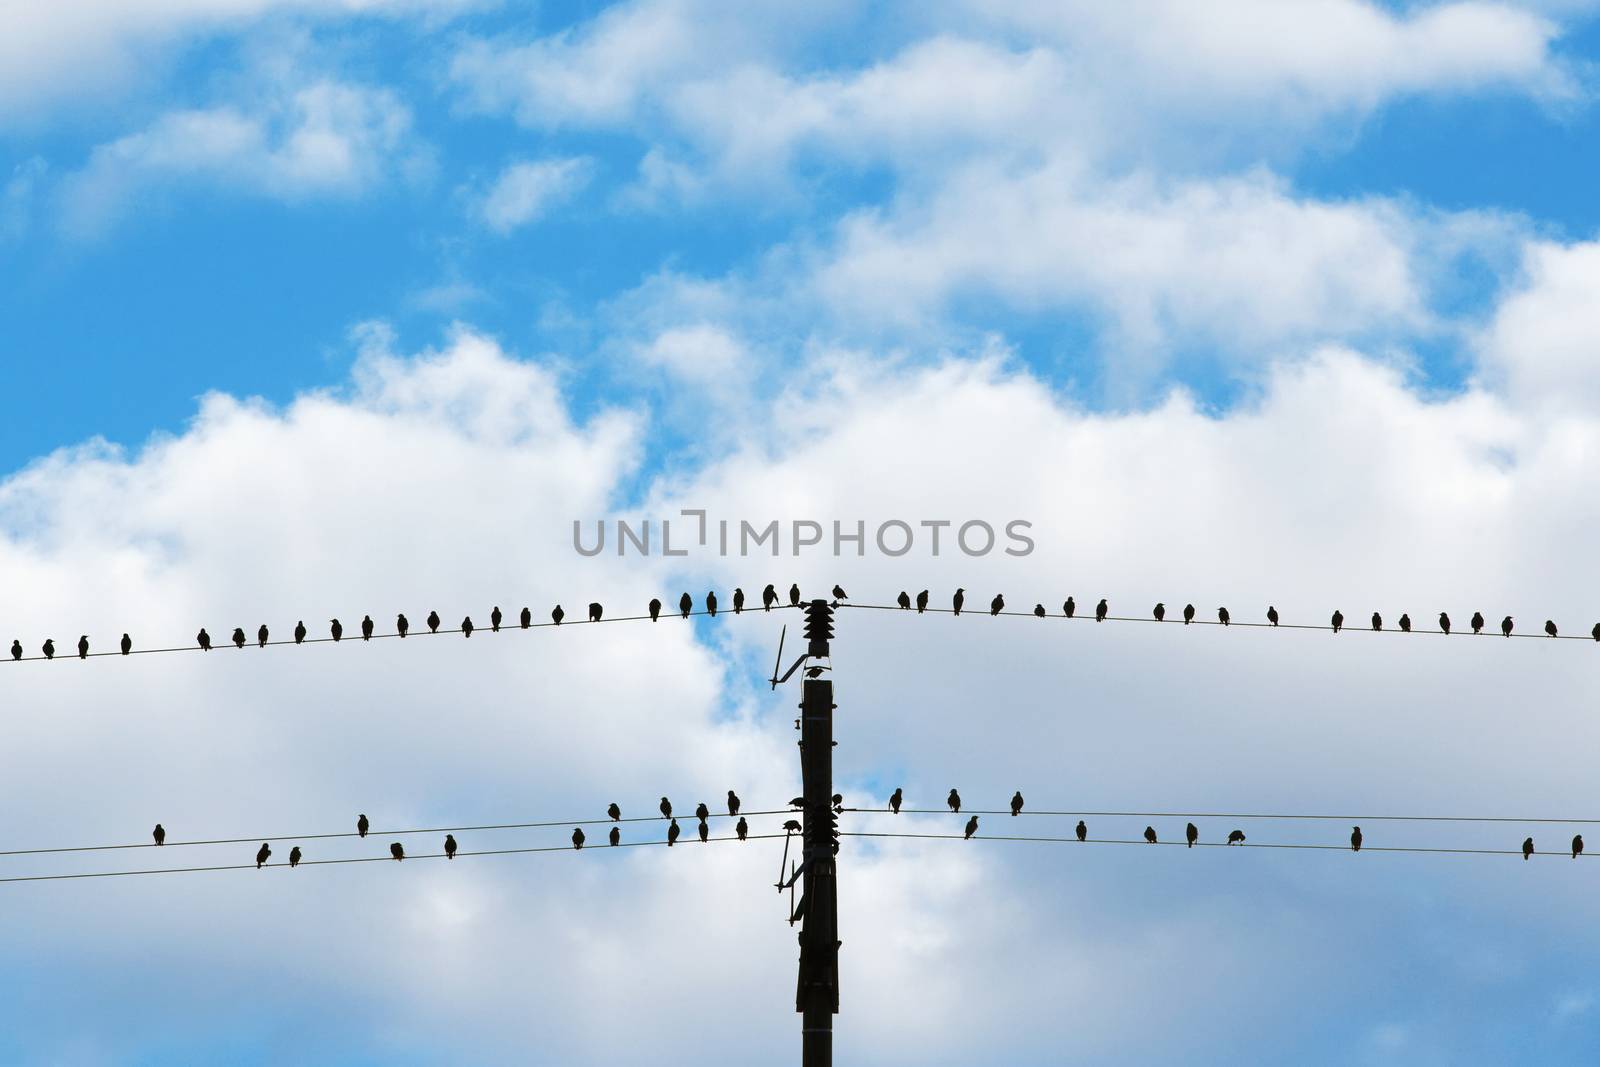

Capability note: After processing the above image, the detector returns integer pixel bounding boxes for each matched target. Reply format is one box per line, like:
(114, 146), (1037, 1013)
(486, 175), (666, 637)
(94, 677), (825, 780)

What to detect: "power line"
(844, 808), (1600, 825)
(842, 831), (1587, 859)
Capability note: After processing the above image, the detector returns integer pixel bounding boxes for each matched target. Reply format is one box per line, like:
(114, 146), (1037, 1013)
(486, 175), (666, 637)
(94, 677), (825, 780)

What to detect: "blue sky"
(4, 2), (1600, 1064)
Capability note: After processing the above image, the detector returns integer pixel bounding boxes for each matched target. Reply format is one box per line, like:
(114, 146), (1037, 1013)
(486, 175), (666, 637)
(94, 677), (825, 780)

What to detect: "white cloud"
(478, 156), (592, 233)
(1476, 238), (1600, 413)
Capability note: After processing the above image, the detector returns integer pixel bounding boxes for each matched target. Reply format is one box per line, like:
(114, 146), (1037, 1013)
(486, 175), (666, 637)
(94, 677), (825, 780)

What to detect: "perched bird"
(1144, 826), (1157, 844)
(1573, 834), (1584, 859)
(649, 598), (661, 622)
(1183, 603), (1195, 625)
(42, 638), (55, 659)
(572, 827), (586, 850)
(588, 602), (603, 622)
(1438, 612), (1451, 635)
(1153, 602), (1165, 622)
(231, 627), (246, 649)
(608, 803), (621, 821)
(289, 846), (302, 868)
(1024, 604), (1039, 618)
(916, 590), (929, 613)
(1064, 596), (1076, 618)
(763, 585), (778, 611)
(789, 797), (805, 809)
(1227, 830), (1246, 845)
(491, 606), (502, 632)
(679, 593), (693, 619)
(698, 820), (709, 844)
(1398, 614), (1411, 634)
(257, 624), (269, 648)
(990, 594), (1005, 616)
(552, 604), (565, 625)
(1545, 619), (1558, 638)
(1095, 598), (1108, 622)
(329, 619), (342, 641)
(733, 588), (745, 614)
(427, 611), (440, 634)
(736, 817), (748, 841)
(120, 633), (132, 655)
(947, 788), (961, 813)
(783, 819), (802, 833)
(9, 639), (20, 660)
(727, 790), (741, 816)
(195, 630), (210, 652)
(78, 635), (89, 659)
(461, 616), (474, 637)
(1501, 615), (1513, 638)
(1011, 791), (1024, 816)
(1593, 622), (1600, 642)
(1350, 826), (1362, 852)
(153, 824), (166, 846)
(705, 592), (716, 618)
(660, 797), (673, 820)
(1075, 820), (1087, 842)
(361, 615), (374, 641)
(357, 814), (369, 838)
(1267, 606), (1279, 626)
(256, 843), (271, 869)
(294, 620), (306, 644)
(953, 588), (965, 616)
(1217, 607), (1230, 626)
(897, 591), (911, 610)
(789, 584), (801, 607)
(397, 613), (409, 638)
(609, 827), (620, 847)
(695, 802), (710, 821)
(390, 842), (404, 861)
(667, 819), (681, 846)
(964, 815), (979, 840)
(1371, 612), (1382, 632)
(889, 788), (903, 814)
(1522, 837), (1534, 861)
(1330, 611), (1343, 633)
(445, 834), (458, 859)
(1471, 611), (1485, 634)
(1186, 822), (1198, 848)
(519, 607), (531, 629)
(832, 585), (847, 601)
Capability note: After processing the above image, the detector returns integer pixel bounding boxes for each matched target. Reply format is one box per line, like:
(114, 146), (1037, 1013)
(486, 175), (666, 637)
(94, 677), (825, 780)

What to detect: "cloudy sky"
(4, 1), (1600, 1063)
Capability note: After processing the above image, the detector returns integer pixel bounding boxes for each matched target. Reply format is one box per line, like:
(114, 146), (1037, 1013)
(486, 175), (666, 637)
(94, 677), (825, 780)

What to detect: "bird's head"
(956, 587), (964, 593)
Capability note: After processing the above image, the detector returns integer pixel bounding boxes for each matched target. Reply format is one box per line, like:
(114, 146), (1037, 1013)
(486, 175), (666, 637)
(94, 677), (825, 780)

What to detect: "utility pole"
(796, 599), (838, 1067)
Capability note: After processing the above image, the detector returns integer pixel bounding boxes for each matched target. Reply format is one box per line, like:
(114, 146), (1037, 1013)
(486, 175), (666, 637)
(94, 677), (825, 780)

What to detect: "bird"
(1011, 791), (1024, 816)
(153, 824), (165, 846)
(1075, 820), (1087, 842)
(257, 624), (269, 648)
(1330, 610), (1343, 633)
(120, 633), (131, 655)
(733, 588), (745, 614)
(667, 819), (681, 846)
(783, 819), (802, 834)
(491, 606), (502, 632)
(1033, 604), (1045, 617)
(42, 637), (55, 659)
(231, 627), (246, 649)
(832, 585), (847, 601)
(390, 842), (404, 861)
(552, 604), (564, 625)
(396, 613), (408, 637)
(1546, 619), (1558, 638)
(727, 790), (741, 816)
(679, 593), (693, 619)
(1371, 612), (1382, 632)
(445, 834), (458, 859)
(1398, 613), (1411, 633)
(897, 591), (911, 610)
(916, 590), (929, 613)
(461, 616), (474, 637)
(698, 820), (709, 844)
(789, 797), (805, 809)
(1183, 603), (1195, 624)
(77, 635), (89, 659)
(953, 588), (965, 616)
(660, 797), (673, 820)
(1228, 830), (1246, 845)
(1522, 837), (1534, 861)
(1186, 822), (1198, 848)
(195, 630), (209, 652)
(572, 827), (585, 850)
(695, 802), (710, 822)
(519, 607), (531, 629)
(1350, 826), (1362, 852)
(294, 620), (306, 644)
(588, 602), (603, 622)
(608, 803), (621, 821)
(705, 592), (716, 617)
(736, 817), (748, 841)
(763, 585), (778, 611)
(289, 846), (302, 868)
(789, 584), (801, 607)
(889, 788), (903, 814)
(256, 843), (271, 869)
(649, 598), (661, 621)
(1501, 615), (1513, 637)
(1153, 602), (1165, 622)
(947, 788), (961, 813)
(1064, 596), (1076, 618)
(1573, 834), (1584, 859)
(361, 615), (374, 641)
(1144, 826), (1157, 844)
(1593, 622), (1600, 642)
(9, 640), (20, 660)
(1095, 598), (1108, 622)
(427, 610), (440, 634)
(961, 815), (979, 840)
(329, 619), (342, 641)
(1267, 606), (1279, 626)
(1217, 607), (1230, 626)
(1439, 612), (1451, 635)
(1471, 611), (1484, 634)
(357, 814), (369, 838)
(609, 827), (620, 846)
(990, 594), (1005, 616)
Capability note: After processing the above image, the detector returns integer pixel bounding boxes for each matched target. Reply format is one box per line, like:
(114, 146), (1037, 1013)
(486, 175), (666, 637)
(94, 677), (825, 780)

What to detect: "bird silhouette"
(1267, 606), (1279, 626)
(763, 585), (778, 611)
(153, 824), (165, 846)
(1522, 837), (1533, 861)
(608, 803), (621, 821)
(1593, 622), (1600, 642)
(78, 635), (89, 659)
(491, 606), (502, 632)
(1011, 791), (1024, 816)
(1095, 598), (1108, 622)
(357, 814), (369, 838)
(1075, 820), (1087, 842)
(1153, 602), (1165, 622)
(256, 843), (271, 868)
(705, 592), (716, 617)
(789, 584), (801, 607)
(609, 827), (620, 846)
(1183, 603), (1195, 624)
(361, 615), (374, 641)
(9, 640), (20, 660)
(679, 593), (693, 619)
(958, 815), (977, 840)
(427, 611), (440, 633)
(736, 817), (748, 841)
(1144, 826), (1157, 844)
(120, 633), (131, 655)
(783, 819), (802, 833)
(330, 619), (342, 641)
(1439, 612), (1451, 635)
(1573, 834), (1584, 859)
(42, 638), (56, 659)
(289, 846), (302, 868)
(390, 842), (404, 861)
(1033, 604), (1045, 617)
(1471, 611), (1484, 634)
(660, 797), (673, 820)
(1501, 615), (1513, 637)
(1398, 613), (1411, 633)
(1371, 612), (1382, 632)
(897, 591), (911, 610)
(589, 602), (603, 622)
(1350, 826), (1362, 851)
(695, 802), (710, 821)
(1064, 596), (1076, 618)
(294, 621), (306, 644)
(572, 827), (585, 849)
(947, 788), (961, 813)
(916, 590), (929, 613)
(520, 607), (531, 629)
(552, 604), (564, 625)
(1186, 822), (1198, 848)
(195, 630), (209, 652)
(461, 616), (474, 637)
(396, 613), (409, 637)
(231, 627), (246, 649)
(832, 585), (847, 601)
(1227, 829), (1246, 845)
(733, 588), (745, 614)
(889, 788), (903, 814)
(990, 594), (1004, 616)
(1331, 610), (1343, 633)
(445, 834), (458, 859)
(698, 820), (709, 843)
(648, 598), (661, 621)
(953, 589), (965, 616)
(727, 790), (741, 816)
(1545, 619), (1558, 638)
(1217, 607), (1229, 626)
(789, 797), (804, 809)
(667, 819), (681, 846)
(257, 624), (269, 647)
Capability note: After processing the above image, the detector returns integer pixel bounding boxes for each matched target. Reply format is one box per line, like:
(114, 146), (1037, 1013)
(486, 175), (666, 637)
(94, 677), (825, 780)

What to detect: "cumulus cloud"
(1476, 238), (1600, 413)
(477, 156), (593, 232)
